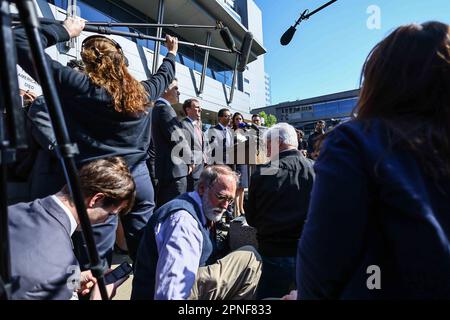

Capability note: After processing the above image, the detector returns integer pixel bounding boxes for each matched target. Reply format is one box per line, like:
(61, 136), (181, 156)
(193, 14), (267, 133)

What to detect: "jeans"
(256, 255), (296, 299)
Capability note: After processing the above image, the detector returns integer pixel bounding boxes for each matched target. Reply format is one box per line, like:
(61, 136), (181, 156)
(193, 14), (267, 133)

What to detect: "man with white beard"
(131, 165), (262, 300)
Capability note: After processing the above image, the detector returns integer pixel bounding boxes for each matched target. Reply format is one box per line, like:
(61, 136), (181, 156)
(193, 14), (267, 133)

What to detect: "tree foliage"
(258, 111), (277, 127)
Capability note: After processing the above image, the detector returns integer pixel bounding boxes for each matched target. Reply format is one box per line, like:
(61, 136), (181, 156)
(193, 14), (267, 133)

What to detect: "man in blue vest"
(131, 165), (262, 300)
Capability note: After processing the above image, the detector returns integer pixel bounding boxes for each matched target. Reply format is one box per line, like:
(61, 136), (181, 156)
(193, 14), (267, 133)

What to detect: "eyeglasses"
(222, 114), (232, 118)
(214, 192), (234, 205)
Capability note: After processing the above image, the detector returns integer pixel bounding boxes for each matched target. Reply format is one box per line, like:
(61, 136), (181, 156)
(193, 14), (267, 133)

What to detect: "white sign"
(17, 65), (42, 95)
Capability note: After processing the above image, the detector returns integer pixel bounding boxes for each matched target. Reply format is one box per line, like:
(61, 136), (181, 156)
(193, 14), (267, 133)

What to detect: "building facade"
(252, 89), (359, 133)
(21, 0), (268, 124)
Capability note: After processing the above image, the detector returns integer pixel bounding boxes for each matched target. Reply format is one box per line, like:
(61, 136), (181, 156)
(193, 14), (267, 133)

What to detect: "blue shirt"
(154, 191), (206, 300)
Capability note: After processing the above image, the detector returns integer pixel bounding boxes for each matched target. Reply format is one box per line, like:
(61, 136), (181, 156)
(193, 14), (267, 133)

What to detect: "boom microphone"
(237, 32), (253, 72)
(280, 9), (308, 46)
(239, 122), (260, 131)
(219, 27), (236, 51)
(280, 26), (297, 46)
(280, 1), (338, 46)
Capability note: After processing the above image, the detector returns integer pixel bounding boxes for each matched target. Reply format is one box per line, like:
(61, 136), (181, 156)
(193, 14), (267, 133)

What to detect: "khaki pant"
(189, 246), (262, 300)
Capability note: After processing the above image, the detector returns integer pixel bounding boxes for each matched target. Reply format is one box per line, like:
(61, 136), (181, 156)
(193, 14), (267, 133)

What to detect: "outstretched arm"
(14, 17), (89, 97)
(141, 35), (178, 100)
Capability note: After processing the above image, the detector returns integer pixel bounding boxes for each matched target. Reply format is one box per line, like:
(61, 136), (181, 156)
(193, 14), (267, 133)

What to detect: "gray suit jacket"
(181, 118), (205, 179)
(8, 196), (79, 300)
(151, 100), (191, 183)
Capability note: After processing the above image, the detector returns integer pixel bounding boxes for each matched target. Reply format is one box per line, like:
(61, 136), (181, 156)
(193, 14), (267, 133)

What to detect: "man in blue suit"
(8, 157), (135, 300)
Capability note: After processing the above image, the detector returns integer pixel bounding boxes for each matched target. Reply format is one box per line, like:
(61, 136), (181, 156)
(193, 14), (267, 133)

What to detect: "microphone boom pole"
(12, 16), (225, 30)
(280, 0), (338, 46)
(83, 25), (235, 53)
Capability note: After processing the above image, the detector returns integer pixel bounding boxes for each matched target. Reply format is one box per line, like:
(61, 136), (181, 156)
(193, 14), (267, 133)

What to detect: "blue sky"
(254, 0), (450, 104)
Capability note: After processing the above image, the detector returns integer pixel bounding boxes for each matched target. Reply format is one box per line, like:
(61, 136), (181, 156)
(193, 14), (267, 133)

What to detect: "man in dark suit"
(181, 98), (206, 192)
(8, 157), (135, 300)
(152, 79), (192, 207)
(206, 108), (233, 165)
(307, 120), (326, 155)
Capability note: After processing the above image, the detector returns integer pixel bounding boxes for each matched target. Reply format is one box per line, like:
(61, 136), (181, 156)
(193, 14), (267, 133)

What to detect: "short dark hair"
(182, 98), (198, 115)
(62, 157), (136, 215)
(251, 114), (260, 120)
(218, 108), (230, 118)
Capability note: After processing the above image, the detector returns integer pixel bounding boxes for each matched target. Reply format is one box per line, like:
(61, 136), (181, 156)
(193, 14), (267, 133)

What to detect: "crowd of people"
(4, 16), (450, 300)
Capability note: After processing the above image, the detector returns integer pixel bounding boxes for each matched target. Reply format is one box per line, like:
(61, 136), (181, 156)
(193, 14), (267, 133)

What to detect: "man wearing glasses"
(132, 165), (262, 300)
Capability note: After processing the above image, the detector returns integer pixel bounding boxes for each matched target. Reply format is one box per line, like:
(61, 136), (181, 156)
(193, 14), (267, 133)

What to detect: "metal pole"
(152, 0), (165, 74)
(86, 22), (220, 29)
(15, 0), (109, 300)
(0, 0), (28, 299)
(305, 0), (338, 18)
(199, 32), (212, 95)
(227, 55), (239, 105)
(11, 16), (222, 30)
(83, 25), (233, 53)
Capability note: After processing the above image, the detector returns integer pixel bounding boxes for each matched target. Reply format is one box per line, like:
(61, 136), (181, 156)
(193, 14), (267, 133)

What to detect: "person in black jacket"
(247, 122), (315, 299)
(14, 17), (177, 265)
(152, 79), (193, 207)
(306, 120), (325, 156)
(295, 21), (450, 300)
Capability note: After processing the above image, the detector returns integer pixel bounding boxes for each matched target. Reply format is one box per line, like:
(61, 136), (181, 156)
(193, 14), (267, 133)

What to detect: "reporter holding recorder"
(13, 17), (178, 266)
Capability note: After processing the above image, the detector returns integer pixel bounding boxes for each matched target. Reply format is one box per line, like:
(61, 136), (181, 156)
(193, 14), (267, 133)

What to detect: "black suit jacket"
(181, 118), (205, 179)
(8, 196), (79, 300)
(152, 100), (191, 183)
(206, 124), (233, 165)
(246, 149), (315, 257)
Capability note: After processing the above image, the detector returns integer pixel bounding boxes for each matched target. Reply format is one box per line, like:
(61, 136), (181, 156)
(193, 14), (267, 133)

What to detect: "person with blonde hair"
(14, 17), (177, 267)
(296, 21), (450, 299)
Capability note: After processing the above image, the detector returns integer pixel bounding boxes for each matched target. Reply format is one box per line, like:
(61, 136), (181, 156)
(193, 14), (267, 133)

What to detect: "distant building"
(252, 89), (359, 134)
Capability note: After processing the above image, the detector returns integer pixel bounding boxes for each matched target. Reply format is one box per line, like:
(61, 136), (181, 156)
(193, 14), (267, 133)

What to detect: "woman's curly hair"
(81, 36), (149, 114)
